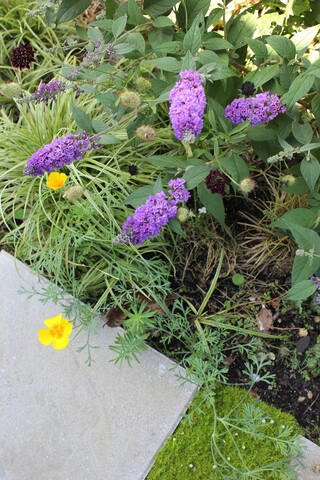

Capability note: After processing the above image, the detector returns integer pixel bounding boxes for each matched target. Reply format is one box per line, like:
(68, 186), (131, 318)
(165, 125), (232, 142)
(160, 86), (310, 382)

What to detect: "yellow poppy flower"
(38, 313), (73, 350)
(46, 172), (67, 190)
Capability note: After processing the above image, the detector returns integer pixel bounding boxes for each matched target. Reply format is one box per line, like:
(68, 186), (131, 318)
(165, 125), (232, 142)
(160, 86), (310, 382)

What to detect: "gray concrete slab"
(0, 250), (197, 480)
(297, 437), (320, 480)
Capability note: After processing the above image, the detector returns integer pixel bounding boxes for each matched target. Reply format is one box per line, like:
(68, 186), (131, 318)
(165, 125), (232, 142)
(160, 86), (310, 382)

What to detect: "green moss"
(147, 385), (302, 480)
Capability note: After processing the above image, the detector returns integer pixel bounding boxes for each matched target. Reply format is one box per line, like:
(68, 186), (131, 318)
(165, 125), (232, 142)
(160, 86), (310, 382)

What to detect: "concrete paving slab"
(297, 437), (320, 480)
(0, 250), (197, 480)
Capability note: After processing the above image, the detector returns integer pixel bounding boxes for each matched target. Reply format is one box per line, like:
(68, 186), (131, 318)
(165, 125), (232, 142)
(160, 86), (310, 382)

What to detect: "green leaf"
(281, 74), (314, 109)
(177, 0), (211, 29)
(92, 119), (107, 133)
(126, 32), (145, 54)
(206, 8), (224, 29)
(204, 35), (234, 51)
(128, 0), (147, 24)
(153, 176), (163, 194)
(232, 274), (245, 286)
(56, 0), (92, 24)
(197, 183), (225, 226)
(99, 134), (122, 145)
(292, 254), (320, 284)
(222, 153), (249, 184)
(145, 57), (181, 73)
(112, 15), (127, 39)
(288, 224), (320, 252)
(266, 35), (296, 58)
(183, 165), (212, 189)
(300, 155), (320, 191)
(124, 185), (154, 206)
(291, 25), (320, 56)
(292, 0), (310, 16)
(114, 43), (135, 55)
(269, 208), (319, 230)
(143, 0), (178, 16)
(284, 280), (316, 301)
(181, 51), (196, 71)
(142, 155), (186, 169)
(292, 121), (313, 144)
(247, 125), (276, 141)
(153, 16), (174, 27)
(244, 64), (279, 88)
(227, 13), (256, 49)
(183, 22), (202, 54)
(71, 105), (93, 132)
(246, 38), (268, 58)
(311, 94), (320, 128)
(202, 63), (236, 81)
(168, 218), (185, 236)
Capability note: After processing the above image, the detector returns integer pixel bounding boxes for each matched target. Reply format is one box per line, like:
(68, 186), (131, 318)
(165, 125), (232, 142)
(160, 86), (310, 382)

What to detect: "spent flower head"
(169, 70), (206, 143)
(119, 90), (141, 109)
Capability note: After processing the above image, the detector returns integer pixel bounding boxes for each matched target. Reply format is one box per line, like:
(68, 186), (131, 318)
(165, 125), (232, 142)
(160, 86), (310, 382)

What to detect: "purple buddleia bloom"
(168, 178), (190, 203)
(311, 275), (320, 290)
(27, 80), (66, 104)
(115, 178), (189, 245)
(81, 40), (104, 69)
(169, 70), (206, 143)
(24, 133), (101, 177)
(225, 91), (286, 126)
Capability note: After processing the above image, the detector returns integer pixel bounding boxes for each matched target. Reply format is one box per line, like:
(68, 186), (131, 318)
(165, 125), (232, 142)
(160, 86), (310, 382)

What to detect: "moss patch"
(147, 385), (301, 480)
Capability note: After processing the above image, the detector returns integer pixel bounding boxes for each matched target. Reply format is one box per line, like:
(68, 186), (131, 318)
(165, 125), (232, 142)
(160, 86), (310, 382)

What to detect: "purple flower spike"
(224, 91), (286, 126)
(29, 80), (66, 104)
(115, 178), (189, 245)
(23, 133), (101, 177)
(169, 70), (206, 143)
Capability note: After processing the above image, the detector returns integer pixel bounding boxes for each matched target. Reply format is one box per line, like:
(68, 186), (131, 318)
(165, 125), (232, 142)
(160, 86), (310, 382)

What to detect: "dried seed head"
(239, 177), (256, 194)
(241, 81), (255, 96)
(63, 186), (84, 203)
(298, 328), (308, 337)
(281, 174), (296, 186)
(119, 90), (141, 109)
(135, 76), (152, 92)
(177, 207), (189, 223)
(0, 82), (23, 98)
(135, 125), (155, 142)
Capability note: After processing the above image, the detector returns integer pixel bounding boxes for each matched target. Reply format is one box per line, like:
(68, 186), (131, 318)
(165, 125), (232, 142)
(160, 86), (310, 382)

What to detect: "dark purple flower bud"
(241, 82), (255, 97)
(205, 170), (230, 195)
(225, 91), (286, 126)
(10, 44), (35, 69)
(128, 165), (138, 176)
(169, 70), (206, 143)
(23, 133), (101, 177)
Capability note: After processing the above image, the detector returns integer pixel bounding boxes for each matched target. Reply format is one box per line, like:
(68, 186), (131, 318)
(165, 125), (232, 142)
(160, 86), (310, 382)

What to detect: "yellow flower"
(38, 313), (72, 350)
(46, 172), (67, 190)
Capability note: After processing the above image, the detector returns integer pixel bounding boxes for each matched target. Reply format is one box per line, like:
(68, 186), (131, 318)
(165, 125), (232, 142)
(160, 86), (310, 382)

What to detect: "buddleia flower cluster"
(169, 70), (206, 143)
(114, 178), (190, 245)
(23, 133), (101, 177)
(311, 276), (320, 306)
(25, 80), (66, 104)
(225, 91), (286, 126)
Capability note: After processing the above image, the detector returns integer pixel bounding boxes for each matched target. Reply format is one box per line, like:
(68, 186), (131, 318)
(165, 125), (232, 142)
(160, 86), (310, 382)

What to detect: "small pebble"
(298, 396), (306, 403)
(307, 391), (313, 400)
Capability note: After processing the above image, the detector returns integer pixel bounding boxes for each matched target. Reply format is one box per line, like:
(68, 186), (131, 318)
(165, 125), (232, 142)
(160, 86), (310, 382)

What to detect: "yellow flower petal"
(38, 328), (53, 346)
(52, 336), (69, 350)
(44, 313), (63, 328)
(46, 172), (67, 190)
(61, 319), (73, 336)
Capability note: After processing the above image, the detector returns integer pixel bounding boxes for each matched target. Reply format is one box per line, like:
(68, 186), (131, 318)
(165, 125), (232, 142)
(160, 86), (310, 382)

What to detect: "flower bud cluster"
(267, 147), (300, 164)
